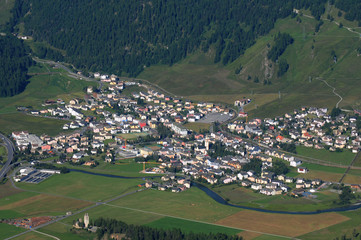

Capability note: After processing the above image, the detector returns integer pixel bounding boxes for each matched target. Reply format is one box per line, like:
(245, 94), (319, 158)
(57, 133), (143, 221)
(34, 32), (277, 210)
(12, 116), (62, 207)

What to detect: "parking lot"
(197, 112), (233, 123)
(21, 171), (54, 184)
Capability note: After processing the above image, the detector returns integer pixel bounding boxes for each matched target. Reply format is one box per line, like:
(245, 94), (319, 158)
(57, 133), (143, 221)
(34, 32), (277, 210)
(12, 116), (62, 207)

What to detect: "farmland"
(0, 223), (26, 239)
(15, 171), (143, 202)
(212, 184), (341, 212)
(0, 113), (68, 137)
(296, 146), (355, 165)
(146, 217), (241, 235)
(0, 193), (91, 217)
(110, 187), (240, 223)
(215, 210), (349, 238)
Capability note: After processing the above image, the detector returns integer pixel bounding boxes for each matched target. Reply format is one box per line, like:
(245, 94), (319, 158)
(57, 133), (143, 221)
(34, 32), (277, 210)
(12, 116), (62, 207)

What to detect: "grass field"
(0, 223), (26, 240)
(299, 162), (346, 174)
(11, 231), (54, 240)
(62, 204), (163, 226)
(15, 172), (143, 202)
(299, 208), (361, 240)
(213, 184), (340, 212)
(111, 188), (240, 223)
(146, 217), (241, 235)
(215, 210), (349, 238)
(296, 146), (355, 165)
(0, 113), (68, 136)
(40, 223), (94, 240)
(0, 191), (38, 207)
(117, 132), (149, 140)
(0, 209), (25, 219)
(0, 193), (91, 217)
(0, 69), (95, 114)
(352, 153), (361, 167)
(56, 159), (157, 177)
(183, 122), (211, 133)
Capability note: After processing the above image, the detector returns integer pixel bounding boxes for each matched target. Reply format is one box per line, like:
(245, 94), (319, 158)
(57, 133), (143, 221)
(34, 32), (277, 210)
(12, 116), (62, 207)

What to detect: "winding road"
(0, 133), (15, 180)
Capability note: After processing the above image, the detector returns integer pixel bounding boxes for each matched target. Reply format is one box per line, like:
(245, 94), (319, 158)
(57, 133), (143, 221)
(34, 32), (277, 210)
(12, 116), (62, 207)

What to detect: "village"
(10, 73), (361, 198)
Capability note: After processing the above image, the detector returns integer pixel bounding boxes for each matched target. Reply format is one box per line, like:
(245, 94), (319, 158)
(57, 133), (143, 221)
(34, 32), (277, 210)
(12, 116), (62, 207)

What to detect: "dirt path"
(318, 78), (343, 108)
(340, 151), (361, 183)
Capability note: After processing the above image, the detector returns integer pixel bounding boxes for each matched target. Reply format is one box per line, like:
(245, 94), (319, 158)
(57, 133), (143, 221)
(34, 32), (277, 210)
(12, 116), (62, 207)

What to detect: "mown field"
(15, 171), (142, 202)
(55, 159), (159, 177)
(0, 223), (26, 240)
(216, 210), (349, 238)
(212, 184), (340, 212)
(296, 146), (355, 165)
(300, 208), (361, 240)
(0, 113), (68, 136)
(146, 217), (241, 235)
(183, 122), (211, 133)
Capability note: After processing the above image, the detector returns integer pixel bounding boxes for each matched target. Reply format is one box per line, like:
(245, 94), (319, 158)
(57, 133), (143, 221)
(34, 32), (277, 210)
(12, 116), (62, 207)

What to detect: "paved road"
(0, 133), (15, 180)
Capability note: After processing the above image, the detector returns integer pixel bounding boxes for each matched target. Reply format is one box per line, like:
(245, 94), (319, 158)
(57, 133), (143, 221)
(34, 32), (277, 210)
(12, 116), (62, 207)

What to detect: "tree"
(339, 185), (354, 204)
(243, 158), (262, 175)
(277, 59), (289, 77)
(330, 107), (341, 118)
(269, 160), (289, 175)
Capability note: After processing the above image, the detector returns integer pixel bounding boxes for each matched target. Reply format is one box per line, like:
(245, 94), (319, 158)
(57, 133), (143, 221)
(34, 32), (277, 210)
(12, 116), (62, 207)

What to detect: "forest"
(93, 218), (243, 240)
(9, 0), (327, 77)
(0, 35), (33, 97)
(335, 0), (361, 23)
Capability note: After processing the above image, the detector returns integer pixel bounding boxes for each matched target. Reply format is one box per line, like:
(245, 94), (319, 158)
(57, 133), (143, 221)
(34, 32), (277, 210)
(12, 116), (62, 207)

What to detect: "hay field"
(215, 210), (349, 237)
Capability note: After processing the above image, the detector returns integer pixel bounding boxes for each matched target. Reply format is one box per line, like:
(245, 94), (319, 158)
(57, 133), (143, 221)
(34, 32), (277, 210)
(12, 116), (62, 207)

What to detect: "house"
(251, 184), (262, 190)
(297, 167), (308, 174)
(290, 160), (302, 167)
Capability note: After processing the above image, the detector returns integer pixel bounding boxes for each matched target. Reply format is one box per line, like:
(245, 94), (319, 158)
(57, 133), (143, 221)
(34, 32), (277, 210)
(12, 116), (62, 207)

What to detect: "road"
(339, 151), (361, 183)
(32, 57), (103, 90)
(0, 133), (15, 180)
(5, 182), (145, 240)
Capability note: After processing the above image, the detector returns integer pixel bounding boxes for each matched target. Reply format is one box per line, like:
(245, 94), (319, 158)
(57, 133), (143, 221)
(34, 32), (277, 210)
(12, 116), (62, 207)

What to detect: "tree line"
(93, 218), (243, 240)
(9, 0), (328, 77)
(0, 35), (33, 97)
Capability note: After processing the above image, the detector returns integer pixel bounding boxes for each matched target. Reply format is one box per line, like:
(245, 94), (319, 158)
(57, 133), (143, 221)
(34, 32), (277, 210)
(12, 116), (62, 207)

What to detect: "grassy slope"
(139, 14), (361, 118)
(0, 64), (96, 136)
(0, 66), (95, 114)
(0, 113), (68, 136)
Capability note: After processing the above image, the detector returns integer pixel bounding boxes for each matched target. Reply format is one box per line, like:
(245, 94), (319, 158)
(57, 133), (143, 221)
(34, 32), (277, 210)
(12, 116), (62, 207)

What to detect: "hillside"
(0, 34), (33, 97)
(9, 0), (328, 76)
(139, 12), (361, 118)
(4, 0), (361, 118)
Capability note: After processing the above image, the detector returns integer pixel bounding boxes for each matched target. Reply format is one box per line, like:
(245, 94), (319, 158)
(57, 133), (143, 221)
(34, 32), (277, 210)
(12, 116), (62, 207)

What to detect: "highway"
(0, 133), (15, 180)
